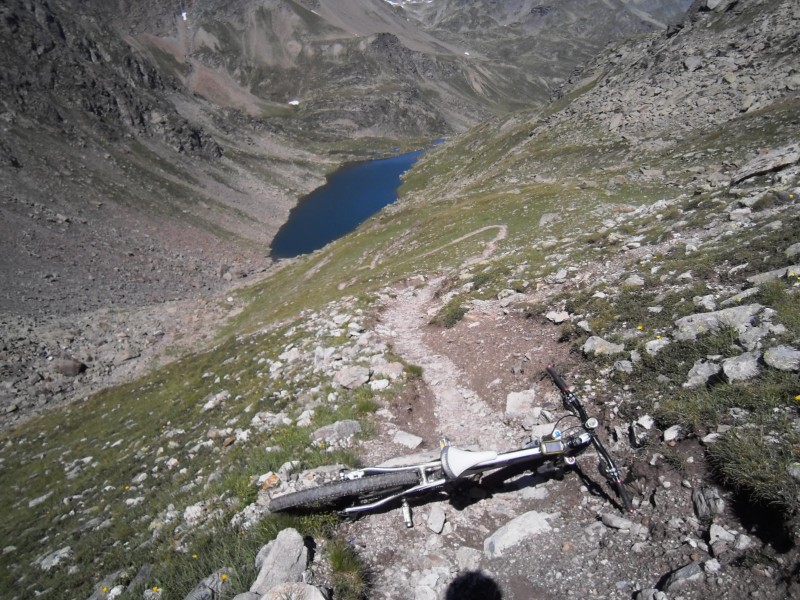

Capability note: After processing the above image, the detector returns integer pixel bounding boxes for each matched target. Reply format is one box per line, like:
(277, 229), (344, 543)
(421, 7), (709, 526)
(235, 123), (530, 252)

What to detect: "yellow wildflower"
(637, 325), (644, 331)
(220, 574), (229, 582)
(152, 587), (160, 593)
(102, 588), (109, 594)
(795, 394), (800, 402)
(192, 554), (198, 559)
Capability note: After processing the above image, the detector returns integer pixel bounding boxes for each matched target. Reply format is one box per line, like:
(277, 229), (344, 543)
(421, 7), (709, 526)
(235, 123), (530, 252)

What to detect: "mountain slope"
(2, 2), (799, 600)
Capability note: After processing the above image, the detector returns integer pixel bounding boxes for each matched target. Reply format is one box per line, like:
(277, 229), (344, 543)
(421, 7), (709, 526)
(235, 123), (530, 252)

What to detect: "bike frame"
(337, 432), (592, 515)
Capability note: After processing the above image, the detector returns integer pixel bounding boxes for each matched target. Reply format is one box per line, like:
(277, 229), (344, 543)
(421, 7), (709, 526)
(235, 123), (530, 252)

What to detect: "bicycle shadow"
(448, 459), (628, 513)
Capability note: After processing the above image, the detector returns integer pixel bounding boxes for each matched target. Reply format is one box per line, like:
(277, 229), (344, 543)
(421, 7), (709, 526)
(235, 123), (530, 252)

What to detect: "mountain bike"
(268, 365), (634, 524)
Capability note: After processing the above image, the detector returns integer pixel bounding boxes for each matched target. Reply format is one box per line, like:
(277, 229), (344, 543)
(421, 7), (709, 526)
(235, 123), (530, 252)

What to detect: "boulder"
(763, 345), (800, 371)
(484, 511), (556, 559)
(683, 359), (721, 388)
(311, 420), (362, 444)
(730, 144), (800, 185)
(506, 389), (536, 418)
(334, 366), (370, 389)
(663, 561), (704, 591)
(250, 529), (308, 595)
(673, 304), (762, 341)
(37, 546), (72, 570)
(184, 568), (234, 600)
(393, 430), (423, 449)
(262, 583), (327, 600)
(582, 336), (625, 356)
(722, 352), (760, 382)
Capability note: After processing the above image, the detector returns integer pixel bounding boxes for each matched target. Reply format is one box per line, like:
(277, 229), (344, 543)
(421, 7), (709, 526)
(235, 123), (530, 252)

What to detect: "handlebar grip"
(546, 365), (570, 393)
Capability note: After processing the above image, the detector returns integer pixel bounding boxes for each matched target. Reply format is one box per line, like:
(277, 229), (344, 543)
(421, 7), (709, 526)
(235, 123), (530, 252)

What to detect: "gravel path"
(378, 276), (511, 449)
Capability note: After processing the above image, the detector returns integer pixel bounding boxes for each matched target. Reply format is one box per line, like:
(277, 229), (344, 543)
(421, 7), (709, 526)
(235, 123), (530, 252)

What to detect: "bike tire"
(269, 470), (420, 512)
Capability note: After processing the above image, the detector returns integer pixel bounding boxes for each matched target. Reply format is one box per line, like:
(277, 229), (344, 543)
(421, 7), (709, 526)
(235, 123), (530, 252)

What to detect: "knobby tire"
(269, 470), (420, 511)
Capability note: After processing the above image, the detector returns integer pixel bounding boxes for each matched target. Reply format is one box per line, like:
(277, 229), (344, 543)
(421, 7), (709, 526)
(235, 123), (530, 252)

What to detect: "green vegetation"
(430, 297), (468, 328)
(328, 538), (370, 600)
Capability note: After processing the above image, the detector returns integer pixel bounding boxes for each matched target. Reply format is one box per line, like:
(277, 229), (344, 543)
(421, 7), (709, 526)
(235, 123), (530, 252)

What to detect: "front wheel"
(269, 470), (420, 512)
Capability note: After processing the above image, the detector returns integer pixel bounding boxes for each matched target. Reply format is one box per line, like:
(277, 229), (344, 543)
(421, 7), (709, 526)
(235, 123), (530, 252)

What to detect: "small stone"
(704, 558), (721, 573)
(709, 523), (736, 544)
(663, 425), (682, 442)
(663, 561), (704, 591)
(426, 505), (446, 534)
(624, 274), (646, 287)
(684, 55), (703, 71)
(369, 379), (390, 391)
(614, 360), (633, 374)
(393, 430), (423, 449)
(546, 310), (570, 323)
(734, 534), (754, 551)
(601, 513), (634, 530)
(693, 487), (725, 518)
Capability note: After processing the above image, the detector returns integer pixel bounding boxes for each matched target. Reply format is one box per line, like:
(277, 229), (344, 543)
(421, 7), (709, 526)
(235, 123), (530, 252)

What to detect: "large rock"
(730, 143), (800, 184)
(722, 352), (760, 382)
(184, 568), (234, 600)
(37, 546), (72, 570)
(673, 304), (762, 341)
(311, 420), (362, 443)
(683, 359), (721, 389)
(663, 561), (704, 591)
(693, 487), (725, 518)
(334, 366), (370, 389)
(262, 583), (327, 600)
(484, 511), (556, 559)
(763, 345), (800, 371)
(250, 529), (308, 595)
(505, 389), (536, 418)
(645, 338), (670, 356)
(582, 336), (625, 356)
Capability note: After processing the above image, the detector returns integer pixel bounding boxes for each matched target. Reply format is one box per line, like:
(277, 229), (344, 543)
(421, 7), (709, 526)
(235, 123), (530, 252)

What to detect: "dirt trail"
(378, 276), (511, 449)
(369, 224), (507, 270)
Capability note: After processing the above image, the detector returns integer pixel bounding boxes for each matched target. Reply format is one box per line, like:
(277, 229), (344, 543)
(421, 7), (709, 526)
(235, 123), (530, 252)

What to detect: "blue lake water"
(269, 149), (425, 258)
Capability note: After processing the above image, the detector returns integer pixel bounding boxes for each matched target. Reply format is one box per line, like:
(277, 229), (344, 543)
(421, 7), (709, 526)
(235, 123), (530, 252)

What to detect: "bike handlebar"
(546, 365), (634, 513)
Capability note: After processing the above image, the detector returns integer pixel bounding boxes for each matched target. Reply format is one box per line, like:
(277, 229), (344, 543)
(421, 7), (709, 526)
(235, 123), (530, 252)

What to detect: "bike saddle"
(441, 446), (499, 479)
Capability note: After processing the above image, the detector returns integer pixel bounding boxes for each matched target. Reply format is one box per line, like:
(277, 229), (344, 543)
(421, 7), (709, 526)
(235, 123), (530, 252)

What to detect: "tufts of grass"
(707, 427), (800, 512)
(404, 363), (424, 379)
(429, 297), (468, 328)
(328, 537), (370, 600)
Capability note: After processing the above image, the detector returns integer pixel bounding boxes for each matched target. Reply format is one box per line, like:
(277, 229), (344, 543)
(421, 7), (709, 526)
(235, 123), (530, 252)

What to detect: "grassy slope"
(2, 75), (799, 599)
